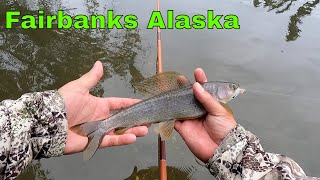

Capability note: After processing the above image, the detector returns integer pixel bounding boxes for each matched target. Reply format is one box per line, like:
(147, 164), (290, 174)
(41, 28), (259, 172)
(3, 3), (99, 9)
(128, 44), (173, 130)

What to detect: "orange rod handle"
(159, 159), (167, 180)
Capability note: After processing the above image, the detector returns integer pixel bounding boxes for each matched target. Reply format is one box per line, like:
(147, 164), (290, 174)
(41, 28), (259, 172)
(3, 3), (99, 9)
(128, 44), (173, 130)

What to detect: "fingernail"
(194, 82), (204, 93)
(94, 61), (100, 67)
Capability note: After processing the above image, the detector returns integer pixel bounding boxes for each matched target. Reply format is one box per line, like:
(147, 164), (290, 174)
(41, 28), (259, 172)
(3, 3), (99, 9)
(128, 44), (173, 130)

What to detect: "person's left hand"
(58, 61), (148, 155)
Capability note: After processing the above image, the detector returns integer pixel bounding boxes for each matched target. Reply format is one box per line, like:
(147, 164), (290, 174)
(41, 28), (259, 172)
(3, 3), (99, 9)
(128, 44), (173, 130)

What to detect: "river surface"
(1, 0), (320, 179)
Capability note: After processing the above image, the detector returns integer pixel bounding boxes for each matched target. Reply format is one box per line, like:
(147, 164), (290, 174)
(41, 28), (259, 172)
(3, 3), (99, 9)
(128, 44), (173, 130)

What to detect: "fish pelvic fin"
(134, 72), (191, 97)
(70, 121), (103, 137)
(155, 120), (175, 141)
(83, 132), (104, 161)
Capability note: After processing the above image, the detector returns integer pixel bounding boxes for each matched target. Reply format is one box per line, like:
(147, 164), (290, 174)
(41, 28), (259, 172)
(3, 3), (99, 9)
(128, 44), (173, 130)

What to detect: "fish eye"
(232, 84), (238, 90)
(229, 83), (237, 90)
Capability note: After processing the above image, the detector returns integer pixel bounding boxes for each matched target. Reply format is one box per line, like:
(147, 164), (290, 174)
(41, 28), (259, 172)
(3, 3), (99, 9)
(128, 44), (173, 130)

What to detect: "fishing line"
(245, 89), (320, 102)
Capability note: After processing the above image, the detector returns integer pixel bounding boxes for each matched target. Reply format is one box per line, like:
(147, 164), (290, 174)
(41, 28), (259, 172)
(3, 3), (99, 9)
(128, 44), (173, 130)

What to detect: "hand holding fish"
(175, 68), (237, 163)
(58, 61), (148, 155)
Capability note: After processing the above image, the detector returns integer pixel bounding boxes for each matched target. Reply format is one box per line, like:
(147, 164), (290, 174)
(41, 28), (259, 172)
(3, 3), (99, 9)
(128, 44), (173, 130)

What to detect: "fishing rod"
(156, 0), (166, 180)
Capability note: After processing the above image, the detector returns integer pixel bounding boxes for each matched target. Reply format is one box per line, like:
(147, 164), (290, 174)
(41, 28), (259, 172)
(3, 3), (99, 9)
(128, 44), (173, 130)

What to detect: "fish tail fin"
(70, 121), (103, 137)
(70, 121), (105, 161)
(83, 132), (104, 161)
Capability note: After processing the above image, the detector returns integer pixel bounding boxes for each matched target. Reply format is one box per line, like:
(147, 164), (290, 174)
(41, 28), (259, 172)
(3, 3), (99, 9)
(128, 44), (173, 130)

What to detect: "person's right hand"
(175, 68), (237, 163)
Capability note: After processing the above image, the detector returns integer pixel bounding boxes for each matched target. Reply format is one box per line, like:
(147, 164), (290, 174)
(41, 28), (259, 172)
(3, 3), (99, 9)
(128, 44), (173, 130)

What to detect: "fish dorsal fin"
(134, 72), (191, 97)
(154, 120), (176, 140)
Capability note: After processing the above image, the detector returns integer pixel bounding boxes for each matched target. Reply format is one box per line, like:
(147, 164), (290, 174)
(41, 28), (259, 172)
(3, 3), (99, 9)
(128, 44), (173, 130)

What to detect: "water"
(1, 0), (320, 179)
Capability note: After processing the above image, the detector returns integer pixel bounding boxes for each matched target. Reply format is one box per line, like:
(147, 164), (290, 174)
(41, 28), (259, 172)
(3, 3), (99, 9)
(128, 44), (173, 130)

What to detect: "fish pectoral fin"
(70, 120), (103, 137)
(134, 72), (191, 97)
(114, 127), (131, 135)
(155, 120), (176, 141)
(219, 102), (234, 117)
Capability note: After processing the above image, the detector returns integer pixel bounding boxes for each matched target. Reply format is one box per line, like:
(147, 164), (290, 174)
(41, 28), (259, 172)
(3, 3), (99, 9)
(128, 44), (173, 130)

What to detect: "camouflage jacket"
(0, 91), (319, 179)
(205, 125), (320, 179)
(0, 91), (67, 180)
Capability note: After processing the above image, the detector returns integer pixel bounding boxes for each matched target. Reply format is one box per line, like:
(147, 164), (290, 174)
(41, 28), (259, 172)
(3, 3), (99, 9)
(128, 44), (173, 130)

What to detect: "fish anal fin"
(134, 72), (191, 97)
(114, 127), (130, 135)
(219, 102), (234, 117)
(155, 120), (176, 141)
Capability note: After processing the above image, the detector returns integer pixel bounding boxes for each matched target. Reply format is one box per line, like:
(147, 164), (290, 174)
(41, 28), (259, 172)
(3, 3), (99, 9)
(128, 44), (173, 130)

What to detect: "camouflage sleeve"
(206, 124), (320, 180)
(0, 90), (68, 180)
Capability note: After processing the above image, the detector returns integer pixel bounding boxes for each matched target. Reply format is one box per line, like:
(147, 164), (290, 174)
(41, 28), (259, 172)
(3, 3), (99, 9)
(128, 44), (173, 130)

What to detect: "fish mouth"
(230, 88), (245, 101)
(239, 88), (245, 94)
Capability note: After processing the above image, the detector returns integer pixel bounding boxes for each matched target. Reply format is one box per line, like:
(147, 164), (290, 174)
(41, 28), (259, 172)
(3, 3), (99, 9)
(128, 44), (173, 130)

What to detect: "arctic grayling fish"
(71, 72), (245, 161)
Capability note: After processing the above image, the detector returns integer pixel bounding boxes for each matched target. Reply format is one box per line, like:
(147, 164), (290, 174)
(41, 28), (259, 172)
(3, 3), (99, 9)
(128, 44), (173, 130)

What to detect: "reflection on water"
(253, 0), (319, 41)
(0, 0), (144, 100)
(124, 166), (195, 180)
(16, 161), (51, 180)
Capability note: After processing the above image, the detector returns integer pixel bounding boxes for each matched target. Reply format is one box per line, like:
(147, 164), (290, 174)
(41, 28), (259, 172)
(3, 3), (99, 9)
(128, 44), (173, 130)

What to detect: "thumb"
(193, 82), (226, 115)
(78, 61), (103, 90)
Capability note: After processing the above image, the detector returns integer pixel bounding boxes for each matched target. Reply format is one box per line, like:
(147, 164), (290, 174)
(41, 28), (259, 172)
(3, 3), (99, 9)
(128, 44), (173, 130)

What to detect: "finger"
(194, 68), (207, 83)
(174, 120), (188, 139)
(175, 120), (207, 139)
(175, 119), (200, 137)
(100, 134), (136, 148)
(106, 97), (140, 111)
(193, 82), (226, 115)
(78, 61), (103, 90)
(174, 120), (183, 131)
(174, 121), (187, 142)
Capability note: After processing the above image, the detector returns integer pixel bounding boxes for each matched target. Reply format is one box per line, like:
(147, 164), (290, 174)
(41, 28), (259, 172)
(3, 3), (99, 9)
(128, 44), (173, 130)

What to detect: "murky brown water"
(1, 0), (320, 179)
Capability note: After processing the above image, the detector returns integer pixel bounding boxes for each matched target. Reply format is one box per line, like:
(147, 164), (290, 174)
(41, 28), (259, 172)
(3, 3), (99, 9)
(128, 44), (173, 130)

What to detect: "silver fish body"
(71, 76), (244, 161)
(99, 84), (204, 132)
